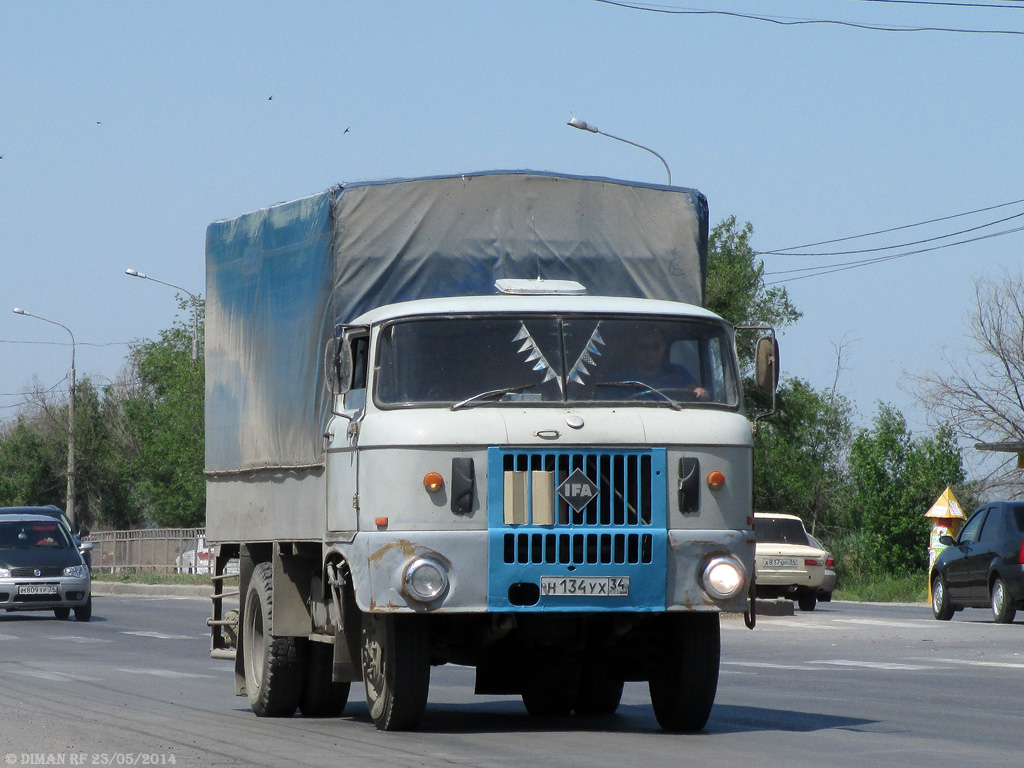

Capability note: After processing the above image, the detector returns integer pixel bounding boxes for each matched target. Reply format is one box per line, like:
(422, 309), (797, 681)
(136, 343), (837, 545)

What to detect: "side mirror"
(938, 535), (954, 547)
(335, 340), (353, 396)
(755, 336), (780, 394)
(79, 541), (95, 552)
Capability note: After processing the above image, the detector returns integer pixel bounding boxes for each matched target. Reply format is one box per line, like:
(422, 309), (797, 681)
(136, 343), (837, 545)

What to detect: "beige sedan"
(753, 512), (829, 611)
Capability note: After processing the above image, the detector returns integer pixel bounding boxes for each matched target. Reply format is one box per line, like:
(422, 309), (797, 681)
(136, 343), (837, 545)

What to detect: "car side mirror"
(79, 541), (95, 552)
(938, 535), (954, 547)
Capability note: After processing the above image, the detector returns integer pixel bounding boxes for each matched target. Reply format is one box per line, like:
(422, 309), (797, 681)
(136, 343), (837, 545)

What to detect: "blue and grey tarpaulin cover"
(204, 170), (708, 474)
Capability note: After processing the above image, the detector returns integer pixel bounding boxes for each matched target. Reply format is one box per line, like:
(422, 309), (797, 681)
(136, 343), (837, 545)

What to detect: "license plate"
(18, 584), (58, 596)
(540, 576), (630, 596)
(762, 557), (798, 568)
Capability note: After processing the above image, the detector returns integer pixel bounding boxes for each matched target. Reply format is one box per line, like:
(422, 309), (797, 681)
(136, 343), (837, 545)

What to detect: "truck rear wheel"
(243, 562), (305, 717)
(649, 613), (720, 732)
(300, 641), (351, 717)
(360, 612), (430, 731)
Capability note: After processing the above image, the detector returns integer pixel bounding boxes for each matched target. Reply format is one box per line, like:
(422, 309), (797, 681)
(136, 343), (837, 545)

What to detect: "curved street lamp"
(567, 117), (672, 186)
(12, 307), (77, 530)
(125, 269), (201, 362)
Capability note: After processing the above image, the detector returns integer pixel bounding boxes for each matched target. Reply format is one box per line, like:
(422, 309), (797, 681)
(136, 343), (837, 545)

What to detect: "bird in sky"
(344, 127), (350, 134)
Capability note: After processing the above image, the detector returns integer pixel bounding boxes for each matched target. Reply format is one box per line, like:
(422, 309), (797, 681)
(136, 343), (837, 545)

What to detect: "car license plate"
(540, 576), (629, 596)
(18, 584), (58, 596)
(762, 557), (798, 568)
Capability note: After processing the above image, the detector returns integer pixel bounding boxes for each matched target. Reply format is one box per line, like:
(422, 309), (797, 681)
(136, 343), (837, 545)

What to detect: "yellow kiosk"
(925, 486), (966, 603)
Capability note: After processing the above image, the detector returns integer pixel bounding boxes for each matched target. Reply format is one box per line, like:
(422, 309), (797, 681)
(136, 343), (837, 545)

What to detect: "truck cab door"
(326, 328), (369, 534)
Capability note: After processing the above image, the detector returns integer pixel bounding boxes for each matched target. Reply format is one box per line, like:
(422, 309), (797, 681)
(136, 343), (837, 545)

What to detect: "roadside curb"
(92, 581), (212, 599)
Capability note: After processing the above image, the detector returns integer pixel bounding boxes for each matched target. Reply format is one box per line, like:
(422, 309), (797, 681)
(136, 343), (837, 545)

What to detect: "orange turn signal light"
(423, 472), (445, 492)
(706, 470), (726, 491)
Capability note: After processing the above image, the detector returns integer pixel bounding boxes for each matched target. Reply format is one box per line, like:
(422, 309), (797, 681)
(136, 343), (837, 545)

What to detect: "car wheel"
(991, 578), (1017, 624)
(74, 596), (92, 622)
(649, 613), (720, 732)
(932, 575), (954, 621)
(299, 641), (351, 717)
(54, 607), (71, 620)
(243, 562), (305, 717)
(797, 590), (816, 612)
(360, 612), (430, 731)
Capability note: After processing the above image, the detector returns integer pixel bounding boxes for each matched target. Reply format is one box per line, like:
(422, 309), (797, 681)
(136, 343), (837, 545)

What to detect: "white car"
(754, 512), (829, 611)
(175, 535), (213, 574)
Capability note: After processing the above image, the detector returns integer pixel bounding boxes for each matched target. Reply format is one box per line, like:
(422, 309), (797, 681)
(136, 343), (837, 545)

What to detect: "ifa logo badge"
(557, 468), (599, 512)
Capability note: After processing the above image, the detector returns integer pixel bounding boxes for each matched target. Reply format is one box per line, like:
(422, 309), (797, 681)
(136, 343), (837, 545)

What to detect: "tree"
(705, 216), (801, 370)
(754, 378), (853, 536)
(122, 297), (205, 527)
(847, 404), (965, 576)
(911, 270), (1024, 495)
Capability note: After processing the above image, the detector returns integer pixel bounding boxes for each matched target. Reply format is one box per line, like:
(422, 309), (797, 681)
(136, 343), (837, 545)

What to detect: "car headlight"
(63, 564), (89, 578)
(0, 567), (10, 578)
(701, 556), (746, 601)
(402, 557), (449, 603)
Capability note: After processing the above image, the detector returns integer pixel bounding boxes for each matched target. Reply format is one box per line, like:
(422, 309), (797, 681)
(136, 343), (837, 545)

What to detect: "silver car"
(0, 513), (92, 621)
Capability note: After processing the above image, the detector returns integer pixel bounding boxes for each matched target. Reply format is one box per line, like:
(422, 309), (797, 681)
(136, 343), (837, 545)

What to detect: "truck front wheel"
(360, 612), (430, 731)
(243, 562), (305, 717)
(649, 613), (720, 732)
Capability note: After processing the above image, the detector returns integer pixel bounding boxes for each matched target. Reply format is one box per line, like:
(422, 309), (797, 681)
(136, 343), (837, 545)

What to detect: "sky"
(2, 1), (1022, 475)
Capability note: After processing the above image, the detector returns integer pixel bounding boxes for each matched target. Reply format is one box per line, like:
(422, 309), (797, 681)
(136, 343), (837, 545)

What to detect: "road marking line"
(911, 657), (1024, 670)
(117, 668), (216, 678)
(121, 630), (194, 640)
(722, 661), (817, 671)
(807, 660), (934, 671)
(12, 669), (102, 682)
(831, 618), (934, 630)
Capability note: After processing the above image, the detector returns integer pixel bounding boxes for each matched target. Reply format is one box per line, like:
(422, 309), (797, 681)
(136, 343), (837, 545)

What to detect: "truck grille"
(487, 447), (667, 611)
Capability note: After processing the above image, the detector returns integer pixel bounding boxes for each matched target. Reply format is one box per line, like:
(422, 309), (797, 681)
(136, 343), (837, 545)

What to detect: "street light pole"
(12, 308), (77, 531)
(567, 117), (673, 186)
(125, 269), (201, 361)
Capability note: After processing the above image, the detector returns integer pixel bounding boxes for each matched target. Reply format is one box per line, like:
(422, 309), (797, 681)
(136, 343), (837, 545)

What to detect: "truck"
(204, 170), (777, 732)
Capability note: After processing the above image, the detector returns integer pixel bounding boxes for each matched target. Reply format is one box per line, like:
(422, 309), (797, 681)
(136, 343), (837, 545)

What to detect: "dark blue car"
(931, 501), (1024, 623)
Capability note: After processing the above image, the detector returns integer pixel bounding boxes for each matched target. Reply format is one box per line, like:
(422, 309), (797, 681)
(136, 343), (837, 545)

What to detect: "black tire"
(649, 613), (720, 732)
(54, 607), (71, 620)
(74, 596), (92, 622)
(522, 671), (578, 717)
(991, 578), (1017, 624)
(573, 667), (624, 716)
(300, 641), (351, 717)
(360, 612), (430, 731)
(243, 562), (305, 717)
(797, 591), (817, 612)
(932, 575), (954, 621)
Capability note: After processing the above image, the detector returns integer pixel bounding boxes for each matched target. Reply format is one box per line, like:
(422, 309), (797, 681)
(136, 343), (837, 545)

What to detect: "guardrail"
(87, 527), (205, 574)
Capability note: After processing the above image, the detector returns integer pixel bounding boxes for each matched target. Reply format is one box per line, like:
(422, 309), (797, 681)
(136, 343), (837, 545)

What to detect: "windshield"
(0, 520), (73, 549)
(375, 315), (740, 409)
(754, 517), (810, 546)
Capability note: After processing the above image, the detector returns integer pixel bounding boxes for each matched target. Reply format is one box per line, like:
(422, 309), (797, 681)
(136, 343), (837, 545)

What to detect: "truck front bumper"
(340, 529), (753, 614)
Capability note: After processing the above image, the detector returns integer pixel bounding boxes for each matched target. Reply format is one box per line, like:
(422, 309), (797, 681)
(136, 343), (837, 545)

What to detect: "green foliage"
(123, 299), (205, 527)
(846, 404), (965, 576)
(0, 414), (64, 506)
(705, 216), (801, 369)
(754, 378), (853, 535)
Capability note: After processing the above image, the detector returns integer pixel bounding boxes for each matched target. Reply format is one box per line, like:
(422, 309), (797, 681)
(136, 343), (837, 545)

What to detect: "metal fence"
(87, 527), (205, 574)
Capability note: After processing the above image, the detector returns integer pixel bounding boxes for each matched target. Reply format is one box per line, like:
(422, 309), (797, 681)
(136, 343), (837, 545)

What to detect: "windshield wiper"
(450, 383), (539, 411)
(595, 380), (683, 411)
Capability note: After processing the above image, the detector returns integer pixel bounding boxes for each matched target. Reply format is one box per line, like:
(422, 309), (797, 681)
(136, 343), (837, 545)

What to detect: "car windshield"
(0, 520), (73, 549)
(755, 517), (811, 546)
(375, 315), (740, 409)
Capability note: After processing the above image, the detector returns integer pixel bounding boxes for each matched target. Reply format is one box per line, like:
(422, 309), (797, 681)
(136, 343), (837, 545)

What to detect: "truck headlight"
(702, 556), (746, 600)
(402, 557), (448, 603)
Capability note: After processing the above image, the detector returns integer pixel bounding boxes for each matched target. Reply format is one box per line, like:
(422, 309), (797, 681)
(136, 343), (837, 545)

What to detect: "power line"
(759, 208), (1024, 257)
(759, 196), (1024, 254)
(587, 0), (1024, 34)
(765, 224), (1024, 283)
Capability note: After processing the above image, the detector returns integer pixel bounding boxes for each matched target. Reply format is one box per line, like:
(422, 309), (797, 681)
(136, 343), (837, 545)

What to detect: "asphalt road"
(1, 595), (1019, 768)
